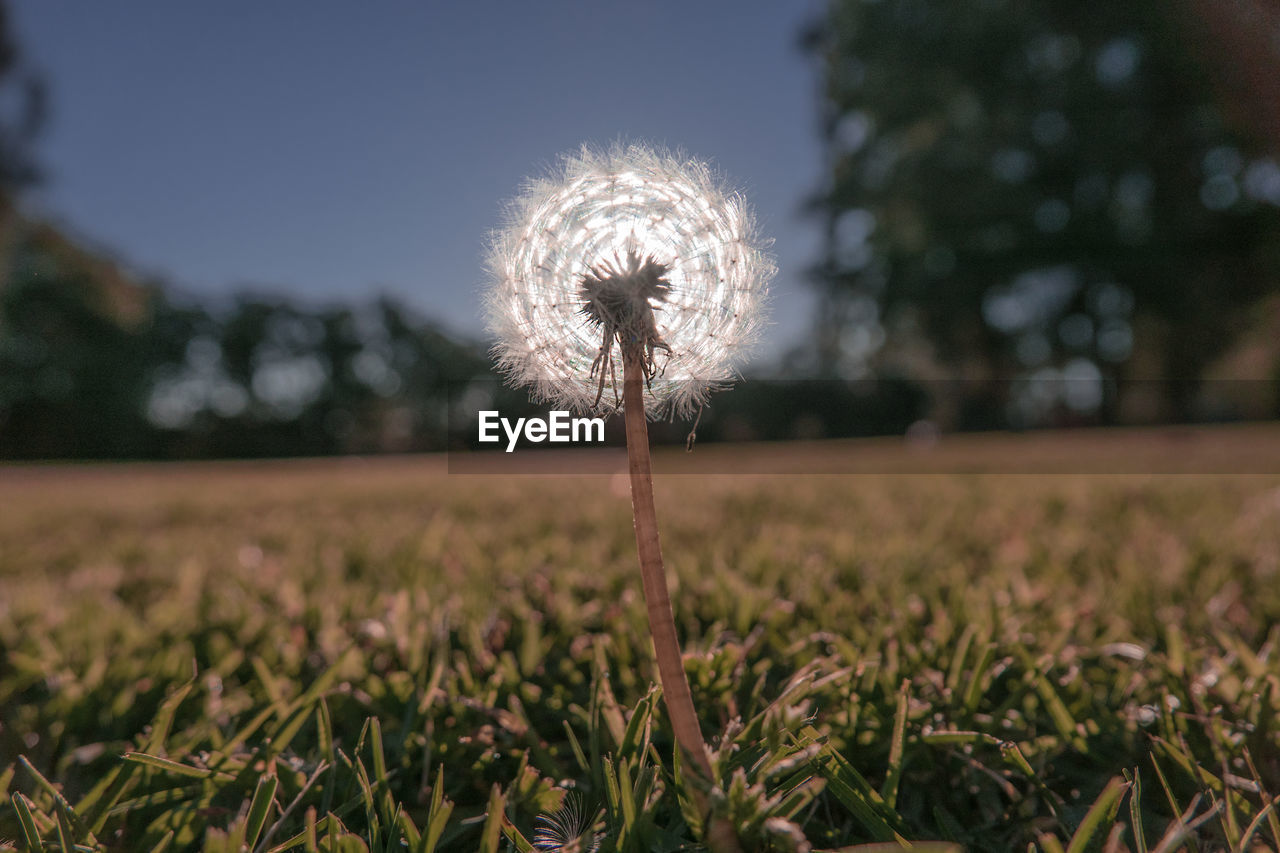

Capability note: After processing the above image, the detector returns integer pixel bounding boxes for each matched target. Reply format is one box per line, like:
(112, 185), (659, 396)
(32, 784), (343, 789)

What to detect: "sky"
(8, 1), (828, 360)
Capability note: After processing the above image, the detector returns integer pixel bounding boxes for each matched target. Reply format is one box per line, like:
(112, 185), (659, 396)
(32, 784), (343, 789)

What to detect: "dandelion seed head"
(533, 792), (602, 852)
(484, 142), (774, 418)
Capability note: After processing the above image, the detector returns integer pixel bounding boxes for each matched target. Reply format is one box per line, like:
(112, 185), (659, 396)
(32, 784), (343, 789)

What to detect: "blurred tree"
(0, 0), (44, 289)
(141, 293), (490, 458)
(0, 226), (157, 458)
(1189, 0), (1280, 150)
(374, 296), (490, 450)
(807, 0), (1280, 425)
(0, 1), (43, 200)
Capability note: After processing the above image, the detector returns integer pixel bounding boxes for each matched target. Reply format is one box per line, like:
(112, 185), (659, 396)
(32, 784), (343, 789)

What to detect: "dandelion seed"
(532, 793), (602, 853)
(484, 142), (774, 419)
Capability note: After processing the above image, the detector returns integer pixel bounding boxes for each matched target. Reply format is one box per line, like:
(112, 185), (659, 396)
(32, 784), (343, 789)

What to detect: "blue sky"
(9, 1), (827, 360)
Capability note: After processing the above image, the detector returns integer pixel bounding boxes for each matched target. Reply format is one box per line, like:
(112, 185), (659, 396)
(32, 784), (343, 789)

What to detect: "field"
(3, 425), (1280, 852)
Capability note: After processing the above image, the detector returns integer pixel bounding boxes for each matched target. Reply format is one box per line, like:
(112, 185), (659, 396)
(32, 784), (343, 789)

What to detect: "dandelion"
(484, 142), (773, 419)
(483, 142), (771, 853)
(532, 793), (603, 853)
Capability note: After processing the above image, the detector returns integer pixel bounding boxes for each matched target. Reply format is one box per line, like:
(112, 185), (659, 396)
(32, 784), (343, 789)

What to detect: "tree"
(0, 0), (43, 199)
(806, 0), (1280, 425)
(141, 292), (491, 458)
(0, 227), (158, 458)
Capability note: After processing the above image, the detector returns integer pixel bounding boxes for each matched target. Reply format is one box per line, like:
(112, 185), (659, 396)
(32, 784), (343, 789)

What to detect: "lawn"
(2, 425), (1280, 852)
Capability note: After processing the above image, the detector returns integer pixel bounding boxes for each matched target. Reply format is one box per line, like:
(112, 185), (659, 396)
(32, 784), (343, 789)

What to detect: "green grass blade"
(881, 680), (909, 810)
(1065, 777), (1129, 853)
(1243, 748), (1280, 850)
(1240, 801), (1278, 853)
(1124, 768), (1147, 853)
(618, 687), (656, 760)
(920, 730), (1002, 747)
(562, 720), (590, 774)
(54, 802), (75, 853)
(413, 764), (455, 853)
(368, 716), (388, 787)
(602, 756), (623, 824)
(592, 652), (626, 749)
(122, 752), (216, 779)
(501, 813), (535, 853)
(1038, 834), (1067, 853)
(305, 807), (319, 853)
(253, 655), (286, 706)
(147, 829), (175, 853)
(144, 680), (195, 754)
(18, 756), (92, 841)
(1149, 755), (1199, 853)
(419, 787), (453, 852)
(366, 715), (397, 824)
(217, 704), (280, 766)
(396, 808), (421, 851)
(13, 792), (43, 851)
(945, 624), (977, 696)
(351, 753), (381, 847)
(616, 755), (638, 834)
(478, 784), (505, 853)
(78, 761), (140, 838)
(1025, 659), (1084, 752)
(382, 802), (404, 853)
(800, 726), (903, 842)
(963, 643), (998, 714)
(316, 699), (335, 764)
(263, 704), (316, 765)
(107, 784), (203, 817)
(244, 772), (279, 850)
(262, 826), (311, 853)
(670, 736), (703, 838)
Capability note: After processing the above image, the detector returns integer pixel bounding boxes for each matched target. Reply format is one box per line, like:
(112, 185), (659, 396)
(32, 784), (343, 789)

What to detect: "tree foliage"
(808, 0), (1280, 423)
(0, 0), (43, 196)
(0, 229), (157, 458)
(0, 223), (493, 459)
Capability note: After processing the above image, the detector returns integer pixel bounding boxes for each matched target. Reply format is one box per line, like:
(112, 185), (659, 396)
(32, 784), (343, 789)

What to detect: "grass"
(2, 425), (1280, 851)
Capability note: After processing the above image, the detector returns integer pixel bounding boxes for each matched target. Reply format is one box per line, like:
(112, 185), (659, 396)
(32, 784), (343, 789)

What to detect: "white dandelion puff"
(483, 142), (774, 419)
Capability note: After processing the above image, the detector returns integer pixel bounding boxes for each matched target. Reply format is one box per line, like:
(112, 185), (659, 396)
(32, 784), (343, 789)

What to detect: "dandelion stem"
(621, 352), (710, 776)
(621, 350), (742, 853)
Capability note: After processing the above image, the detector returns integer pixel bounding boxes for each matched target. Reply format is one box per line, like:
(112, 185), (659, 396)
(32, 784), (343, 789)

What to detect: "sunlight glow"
(484, 143), (774, 418)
